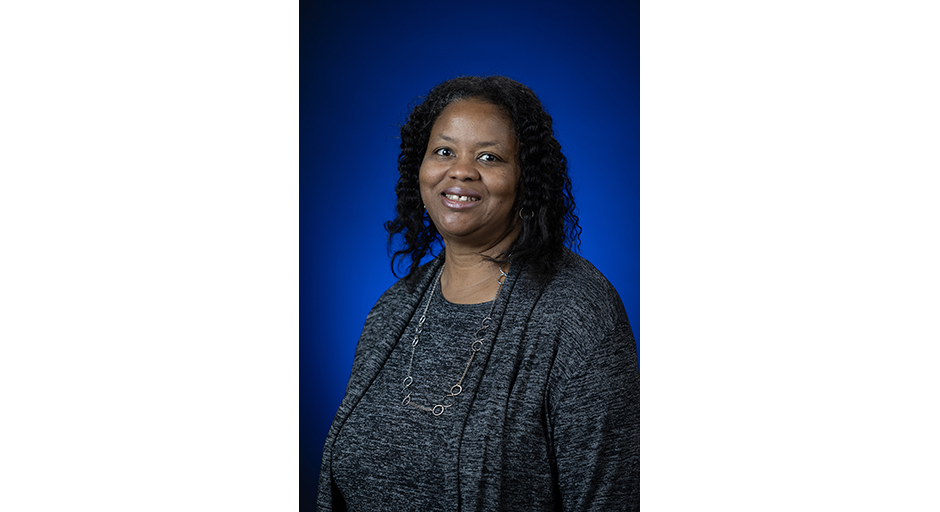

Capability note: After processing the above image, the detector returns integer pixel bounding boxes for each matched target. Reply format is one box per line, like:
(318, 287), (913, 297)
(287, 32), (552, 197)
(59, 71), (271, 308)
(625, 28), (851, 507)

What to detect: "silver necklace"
(401, 262), (510, 416)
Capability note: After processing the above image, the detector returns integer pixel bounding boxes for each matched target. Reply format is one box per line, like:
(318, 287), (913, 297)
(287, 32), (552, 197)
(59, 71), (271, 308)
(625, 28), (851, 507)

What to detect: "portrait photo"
(300, 0), (640, 509)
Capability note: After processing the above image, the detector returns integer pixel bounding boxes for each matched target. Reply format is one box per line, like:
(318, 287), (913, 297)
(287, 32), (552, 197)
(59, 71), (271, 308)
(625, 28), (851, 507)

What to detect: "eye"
(478, 153), (502, 163)
(433, 147), (455, 157)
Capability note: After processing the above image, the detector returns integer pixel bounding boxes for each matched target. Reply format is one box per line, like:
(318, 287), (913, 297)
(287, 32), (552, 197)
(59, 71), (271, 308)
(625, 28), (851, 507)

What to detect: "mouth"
(439, 188), (483, 210)
(442, 193), (481, 203)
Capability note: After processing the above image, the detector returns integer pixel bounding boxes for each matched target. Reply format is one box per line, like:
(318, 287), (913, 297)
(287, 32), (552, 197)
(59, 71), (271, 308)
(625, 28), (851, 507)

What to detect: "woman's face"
(419, 99), (521, 251)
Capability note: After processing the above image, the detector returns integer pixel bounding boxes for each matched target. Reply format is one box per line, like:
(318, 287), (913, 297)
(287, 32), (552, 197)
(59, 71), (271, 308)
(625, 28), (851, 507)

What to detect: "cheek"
(499, 173), (521, 201)
(418, 166), (434, 201)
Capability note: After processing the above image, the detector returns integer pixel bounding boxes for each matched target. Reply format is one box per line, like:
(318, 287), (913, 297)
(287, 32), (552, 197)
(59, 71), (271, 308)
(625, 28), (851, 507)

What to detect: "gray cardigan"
(318, 250), (639, 511)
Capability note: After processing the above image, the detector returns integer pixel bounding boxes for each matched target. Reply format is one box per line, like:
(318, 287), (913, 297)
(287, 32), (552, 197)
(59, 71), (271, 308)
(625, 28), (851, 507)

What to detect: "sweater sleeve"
(550, 308), (640, 511)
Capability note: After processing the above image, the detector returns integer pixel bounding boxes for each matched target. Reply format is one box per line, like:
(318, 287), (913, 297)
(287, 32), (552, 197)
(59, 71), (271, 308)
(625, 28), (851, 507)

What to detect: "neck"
(440, 234), (515, 305)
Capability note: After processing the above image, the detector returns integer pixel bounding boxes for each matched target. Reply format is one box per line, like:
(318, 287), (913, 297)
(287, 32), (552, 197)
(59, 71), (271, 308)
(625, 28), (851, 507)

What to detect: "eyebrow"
(436, 134), (505, 149)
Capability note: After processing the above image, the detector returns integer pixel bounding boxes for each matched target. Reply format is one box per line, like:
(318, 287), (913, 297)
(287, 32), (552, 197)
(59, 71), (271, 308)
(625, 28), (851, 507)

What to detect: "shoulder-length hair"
(386, 75), (580, 285)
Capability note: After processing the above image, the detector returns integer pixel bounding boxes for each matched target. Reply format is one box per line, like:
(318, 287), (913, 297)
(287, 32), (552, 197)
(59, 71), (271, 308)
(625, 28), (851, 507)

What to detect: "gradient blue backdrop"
(301, 1), (638, 507)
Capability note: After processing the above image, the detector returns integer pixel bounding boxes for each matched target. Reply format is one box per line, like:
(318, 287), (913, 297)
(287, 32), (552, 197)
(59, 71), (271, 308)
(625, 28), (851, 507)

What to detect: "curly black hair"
(385, 75), (581, 286)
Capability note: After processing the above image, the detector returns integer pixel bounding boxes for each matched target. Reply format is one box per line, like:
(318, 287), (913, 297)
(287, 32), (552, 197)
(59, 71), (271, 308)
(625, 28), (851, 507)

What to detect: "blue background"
(300, 1), (638, 507)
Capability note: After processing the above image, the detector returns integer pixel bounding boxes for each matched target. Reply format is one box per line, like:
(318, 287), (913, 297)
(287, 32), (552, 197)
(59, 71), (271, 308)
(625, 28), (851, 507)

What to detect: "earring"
(519, 208), (534, 220)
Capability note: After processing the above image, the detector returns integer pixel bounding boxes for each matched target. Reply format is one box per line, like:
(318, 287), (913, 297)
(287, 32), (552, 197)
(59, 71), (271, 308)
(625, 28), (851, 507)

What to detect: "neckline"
(435, 280), (494, 308)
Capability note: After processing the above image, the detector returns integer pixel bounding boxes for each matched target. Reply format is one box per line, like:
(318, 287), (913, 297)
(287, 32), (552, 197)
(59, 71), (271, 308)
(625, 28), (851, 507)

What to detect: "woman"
(318, 76), (639, 511)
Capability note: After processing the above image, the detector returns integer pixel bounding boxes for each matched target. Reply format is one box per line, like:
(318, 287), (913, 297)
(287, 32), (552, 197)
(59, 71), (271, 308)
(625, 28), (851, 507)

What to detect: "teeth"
(444, 194), (479, 202)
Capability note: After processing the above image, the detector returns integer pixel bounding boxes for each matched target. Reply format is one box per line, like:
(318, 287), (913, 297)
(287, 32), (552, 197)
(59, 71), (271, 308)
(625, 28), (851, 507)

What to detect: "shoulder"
(530, 252), (638, 412)
(349, 257), (443, 373)
(365, 256), (442, 325)
(529, 249), (628, 328)
(553, 250), (623, 300)
(519, 250), (635, 373)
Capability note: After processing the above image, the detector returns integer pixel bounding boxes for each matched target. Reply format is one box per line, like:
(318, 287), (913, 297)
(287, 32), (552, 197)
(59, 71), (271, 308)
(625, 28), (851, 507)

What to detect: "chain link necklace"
(401, 262), (510, 416)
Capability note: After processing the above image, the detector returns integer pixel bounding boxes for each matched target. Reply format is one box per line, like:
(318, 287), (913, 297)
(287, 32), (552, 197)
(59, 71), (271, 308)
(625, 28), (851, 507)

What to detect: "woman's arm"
(550, 315), (640, 511)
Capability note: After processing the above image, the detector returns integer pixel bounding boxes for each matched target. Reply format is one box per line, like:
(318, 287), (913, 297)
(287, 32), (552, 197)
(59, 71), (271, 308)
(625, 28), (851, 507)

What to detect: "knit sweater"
(318, 250), (639, 511)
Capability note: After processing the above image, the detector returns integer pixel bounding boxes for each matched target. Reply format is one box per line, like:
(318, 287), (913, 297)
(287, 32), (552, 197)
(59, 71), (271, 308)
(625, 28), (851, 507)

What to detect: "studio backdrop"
(300, 1), (639, 508)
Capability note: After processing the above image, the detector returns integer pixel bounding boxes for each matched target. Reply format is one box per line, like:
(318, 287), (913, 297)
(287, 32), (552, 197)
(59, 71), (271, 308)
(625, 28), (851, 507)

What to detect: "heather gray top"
(332, 283), (492, 510)
(319, 250), (639, 511)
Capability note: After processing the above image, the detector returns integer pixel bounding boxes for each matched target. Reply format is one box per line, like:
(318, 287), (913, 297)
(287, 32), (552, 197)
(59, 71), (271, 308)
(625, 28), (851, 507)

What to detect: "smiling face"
(419, 99), (521, 252)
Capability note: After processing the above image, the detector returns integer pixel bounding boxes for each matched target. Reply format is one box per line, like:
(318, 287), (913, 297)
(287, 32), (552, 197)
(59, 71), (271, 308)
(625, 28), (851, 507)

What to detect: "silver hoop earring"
(519, 208), (534, 220)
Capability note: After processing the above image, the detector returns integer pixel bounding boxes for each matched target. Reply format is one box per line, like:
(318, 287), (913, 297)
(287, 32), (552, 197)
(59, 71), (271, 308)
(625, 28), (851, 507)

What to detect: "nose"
(447, 154), (481, 181)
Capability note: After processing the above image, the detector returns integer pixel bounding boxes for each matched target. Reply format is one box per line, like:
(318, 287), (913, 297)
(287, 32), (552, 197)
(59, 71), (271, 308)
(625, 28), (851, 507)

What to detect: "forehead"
(430, 99), (515, 140)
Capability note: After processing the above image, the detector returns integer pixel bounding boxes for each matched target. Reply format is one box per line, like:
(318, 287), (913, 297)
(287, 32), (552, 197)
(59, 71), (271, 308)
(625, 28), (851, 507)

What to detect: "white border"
(643, 0), (940, 510)
(0, 2), (298, 510)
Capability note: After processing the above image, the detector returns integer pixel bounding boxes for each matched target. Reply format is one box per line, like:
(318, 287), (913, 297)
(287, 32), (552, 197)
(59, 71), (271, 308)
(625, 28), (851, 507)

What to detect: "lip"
(440, 187), (482, 210)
